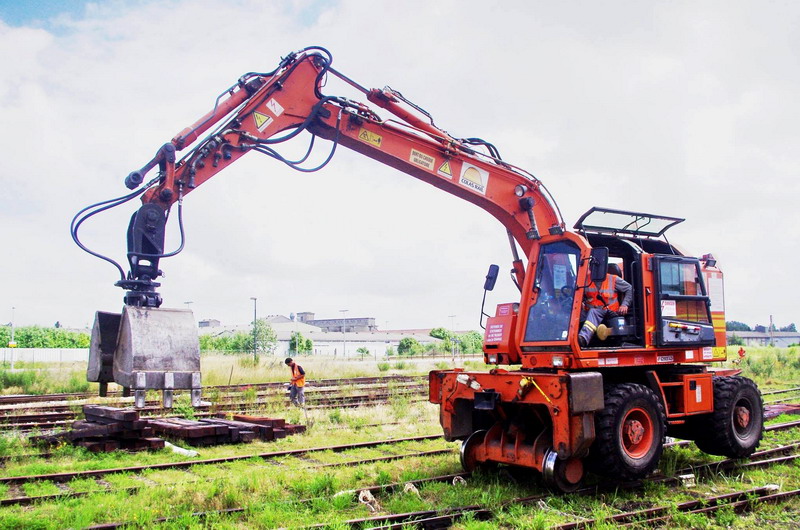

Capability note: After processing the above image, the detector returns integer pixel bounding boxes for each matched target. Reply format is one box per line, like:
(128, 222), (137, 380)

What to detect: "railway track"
(0, 434), (443, 487)
(1, 446), (456, 509)
(0, 383), (427, 432)
(0, 374), (426, 406)
(4, 419), (799, 528)
(334, 439), (800, 529)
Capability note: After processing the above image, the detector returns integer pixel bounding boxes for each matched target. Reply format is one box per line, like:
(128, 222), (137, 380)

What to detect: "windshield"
(524, 240), (581, 342)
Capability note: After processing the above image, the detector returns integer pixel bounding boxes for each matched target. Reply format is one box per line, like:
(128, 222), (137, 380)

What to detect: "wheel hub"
(625, 419), (645, 445)
(735, 405), (751, 429)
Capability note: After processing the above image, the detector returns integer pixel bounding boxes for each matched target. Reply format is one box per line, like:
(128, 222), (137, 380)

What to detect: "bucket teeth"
(134, 390), (147, 408)
(163, 390), (174, 408)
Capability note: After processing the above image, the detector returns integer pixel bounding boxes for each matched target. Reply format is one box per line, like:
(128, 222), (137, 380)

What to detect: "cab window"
(524, 241), (580, 342)
(658, 260), (710, 323)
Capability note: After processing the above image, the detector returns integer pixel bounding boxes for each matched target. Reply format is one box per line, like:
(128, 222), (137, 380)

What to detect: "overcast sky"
(0, 0), (797, 331)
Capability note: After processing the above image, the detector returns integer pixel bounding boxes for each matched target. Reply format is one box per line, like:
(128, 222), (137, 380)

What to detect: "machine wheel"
(542, 449), (584, 492)
(590, 383), (666, 480)
(460, 430), (495, 473)
(694, 376), (763, 458)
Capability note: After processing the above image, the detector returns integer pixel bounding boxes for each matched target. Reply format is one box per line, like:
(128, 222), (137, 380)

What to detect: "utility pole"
(770, 314), (775, 347)
(9, 306), (16, 370)
(250, 297), (258, 362)
(340, 309), (349, 359)
(449, 314), (456, 360)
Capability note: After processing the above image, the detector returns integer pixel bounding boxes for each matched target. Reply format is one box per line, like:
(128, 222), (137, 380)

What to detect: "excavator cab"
(574, 207), (694, 349)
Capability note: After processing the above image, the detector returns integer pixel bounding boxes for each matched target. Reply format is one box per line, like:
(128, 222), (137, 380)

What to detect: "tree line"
(726, 321), (797, 333)
(0, 326), (90, 348)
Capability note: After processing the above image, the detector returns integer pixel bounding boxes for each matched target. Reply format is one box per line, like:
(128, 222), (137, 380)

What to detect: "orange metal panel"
(679, 373), (714, 414)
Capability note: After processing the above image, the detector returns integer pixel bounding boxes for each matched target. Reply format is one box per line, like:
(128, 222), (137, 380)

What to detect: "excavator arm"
(76, 46), (567, 407)
(119, 47), (565, 306)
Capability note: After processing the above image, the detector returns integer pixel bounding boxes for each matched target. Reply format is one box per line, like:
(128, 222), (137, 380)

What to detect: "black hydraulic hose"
(251, 108), (342, 173)
(70, 181), (155, 281)
(250, 96), (340, 145)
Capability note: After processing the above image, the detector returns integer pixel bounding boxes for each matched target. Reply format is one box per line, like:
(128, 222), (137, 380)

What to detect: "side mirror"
(589, 247), (609, 283)
(484, 264), (500, 291)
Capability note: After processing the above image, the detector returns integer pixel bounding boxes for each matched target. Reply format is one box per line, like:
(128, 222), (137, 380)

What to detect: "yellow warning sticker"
(410, 149), (435, 170)
(459, 163), (489, 195)
(254, 112), (273, 132)
(358, 128), (382, 148)
(438, 160), (453, 179)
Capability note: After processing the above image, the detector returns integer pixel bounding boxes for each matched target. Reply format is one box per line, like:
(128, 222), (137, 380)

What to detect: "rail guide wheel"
(590, 383), (666, 480)
(460, 430), (495, 473)
(542, 449), (584, 492)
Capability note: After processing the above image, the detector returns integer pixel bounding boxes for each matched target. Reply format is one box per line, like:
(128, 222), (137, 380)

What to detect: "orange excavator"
(72, 46), (763, 489)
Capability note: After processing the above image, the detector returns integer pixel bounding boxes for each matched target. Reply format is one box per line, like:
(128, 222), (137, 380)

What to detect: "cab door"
(653, 256), (716, 346)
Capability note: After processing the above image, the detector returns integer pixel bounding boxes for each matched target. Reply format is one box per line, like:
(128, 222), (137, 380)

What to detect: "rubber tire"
(589, 383), (666, 480)
(693, 376), (763, 458)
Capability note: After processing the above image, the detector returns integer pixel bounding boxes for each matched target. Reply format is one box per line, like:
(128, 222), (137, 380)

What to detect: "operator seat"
(597, 262), (636, 344)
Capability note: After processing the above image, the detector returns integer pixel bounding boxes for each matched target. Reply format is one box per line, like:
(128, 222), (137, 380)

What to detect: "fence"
(0, 348), (88, 364)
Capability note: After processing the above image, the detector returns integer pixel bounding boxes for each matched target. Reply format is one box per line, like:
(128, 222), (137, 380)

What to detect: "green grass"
(2, 347), (799, 528)
(0, 362), (94, 395)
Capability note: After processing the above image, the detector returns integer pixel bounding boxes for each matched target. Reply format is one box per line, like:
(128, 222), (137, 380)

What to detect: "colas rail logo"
(459, 163), (489, 195)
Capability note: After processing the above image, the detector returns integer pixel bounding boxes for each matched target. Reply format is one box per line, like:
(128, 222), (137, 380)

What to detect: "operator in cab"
(578, 264), (632, 347)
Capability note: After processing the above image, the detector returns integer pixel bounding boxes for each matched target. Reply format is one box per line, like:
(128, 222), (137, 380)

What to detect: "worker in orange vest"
(578, 264), (633, 348)
(284, 357), (306, 407)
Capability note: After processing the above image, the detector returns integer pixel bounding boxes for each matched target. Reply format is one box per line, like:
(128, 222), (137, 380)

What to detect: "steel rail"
(0, 388), (426, 421)
(56, 436), (800, 529)
(0, 381), (427, 415)
(332, 441), (800, 529)
(0, 434), (444, 486)
(0, 394), (428, 432)
(0, 374), (426, 406)
(0, 448), (457, 508)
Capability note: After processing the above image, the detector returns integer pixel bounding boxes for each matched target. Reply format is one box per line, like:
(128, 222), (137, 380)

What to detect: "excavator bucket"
(88, 307), (201, 408)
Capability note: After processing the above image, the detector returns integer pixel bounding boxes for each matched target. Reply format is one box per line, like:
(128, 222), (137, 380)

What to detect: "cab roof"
(574, 207), (684, 238)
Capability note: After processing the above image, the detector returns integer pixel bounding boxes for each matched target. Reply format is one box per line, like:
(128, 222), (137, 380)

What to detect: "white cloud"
(1, 0), (798, 330)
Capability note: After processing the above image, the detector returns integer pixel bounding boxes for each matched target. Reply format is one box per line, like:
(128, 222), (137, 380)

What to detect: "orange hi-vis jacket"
(291, 364), (306, 387)
(584, 275), (620, 312)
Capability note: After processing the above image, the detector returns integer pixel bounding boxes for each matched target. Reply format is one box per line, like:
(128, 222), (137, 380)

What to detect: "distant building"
(727, 331), (800, 348)
(196, 314), (437, 357)
(198, 319), (221, 328)
(296, 312), (377, 332)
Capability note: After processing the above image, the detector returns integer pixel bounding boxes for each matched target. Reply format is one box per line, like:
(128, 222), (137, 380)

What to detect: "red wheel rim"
(621, 407), (654, 459)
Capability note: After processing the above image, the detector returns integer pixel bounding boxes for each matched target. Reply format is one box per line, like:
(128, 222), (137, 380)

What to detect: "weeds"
(328, 409), (343, 424)
(173, 393), (196, 420)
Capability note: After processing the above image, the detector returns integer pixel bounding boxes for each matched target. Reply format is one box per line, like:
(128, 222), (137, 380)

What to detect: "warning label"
(438, 160), (453, 179)
(358, 128), (382, 147)
(410, 149), (435, 170)
(266, 98), (284, 117)
(254, 112), (273, 132)
(459, 163), (489, 195)
(485, 323), (504, 343)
